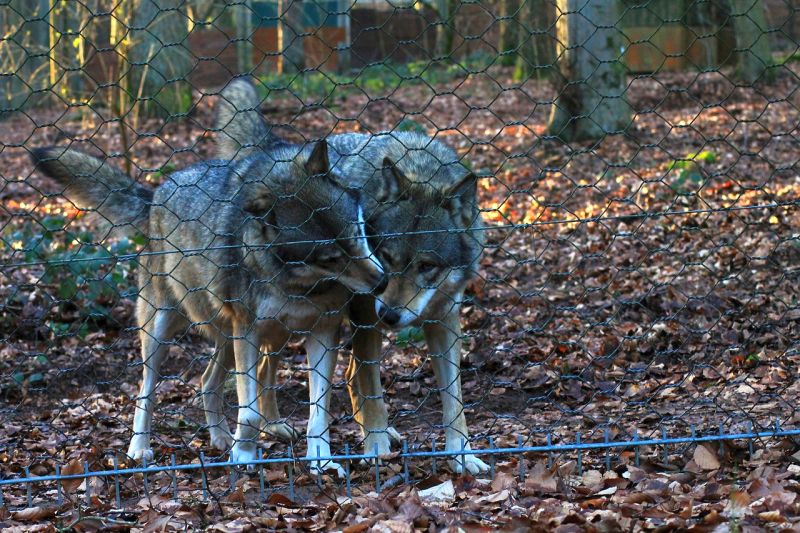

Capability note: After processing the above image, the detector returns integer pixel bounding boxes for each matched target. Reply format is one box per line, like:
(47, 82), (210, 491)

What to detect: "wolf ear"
(445, 172), (478, 202)
(304, 140), (330, 177)
(443, 172), (479, 225)
(376, 157), (410, 203)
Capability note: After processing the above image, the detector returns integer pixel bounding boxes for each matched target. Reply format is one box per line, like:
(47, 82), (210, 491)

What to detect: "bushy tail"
(31, 147), (152, 231)
(215, 78), (287, 160)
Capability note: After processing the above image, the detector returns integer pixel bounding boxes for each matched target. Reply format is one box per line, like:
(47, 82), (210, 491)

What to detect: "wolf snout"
(374, 275), (388, 295)
(376, 302), (402, 326)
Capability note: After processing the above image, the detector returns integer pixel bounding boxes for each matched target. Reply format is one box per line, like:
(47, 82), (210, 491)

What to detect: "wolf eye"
(417, 261), (438, 274)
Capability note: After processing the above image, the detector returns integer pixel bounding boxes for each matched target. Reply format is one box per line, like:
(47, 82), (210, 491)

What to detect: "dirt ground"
(1, 66), (799, 530)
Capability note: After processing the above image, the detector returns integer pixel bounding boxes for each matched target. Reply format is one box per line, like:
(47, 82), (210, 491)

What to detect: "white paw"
(209, 428), (234, 452)
(449, 454), (490, 475)
(230, 443), (258, 470)
(308, 459), (346, 478)
(127, 436), (154, 463)
(364, 432), (393, 456)
(263, 422), (300, 443)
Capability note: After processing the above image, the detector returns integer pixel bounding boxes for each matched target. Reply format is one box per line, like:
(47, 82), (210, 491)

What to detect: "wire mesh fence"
(1, 0), (800, 526)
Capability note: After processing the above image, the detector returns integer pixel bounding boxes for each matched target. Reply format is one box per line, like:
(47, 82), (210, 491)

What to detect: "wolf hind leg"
(346, 326), (399, 458)
(257, 351), (300, 443)
(201, 340), (235, 452)
(127, 302), (187, 462)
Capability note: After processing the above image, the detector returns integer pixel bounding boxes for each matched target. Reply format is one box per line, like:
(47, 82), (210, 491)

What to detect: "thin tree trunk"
(235, 1), (254, 74)
(436, 0), (458, 58)
(728, 0), (773, 83)
(497, 0), (519, 66)
(280, 0), (306, 73)
(546, 0), (630, 142)
(5, 0), (51, 112)
(127, 0), (194, 117)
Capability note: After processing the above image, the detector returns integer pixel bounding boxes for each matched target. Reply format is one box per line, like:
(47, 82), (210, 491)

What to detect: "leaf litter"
(1, 66), (800, 529)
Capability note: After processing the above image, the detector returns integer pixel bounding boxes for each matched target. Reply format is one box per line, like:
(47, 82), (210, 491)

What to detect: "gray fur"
(212, 79), (490, 474)
(215, 78), (288, 161)
(31, 147), (152, 231)
(32, 139), (386, 468)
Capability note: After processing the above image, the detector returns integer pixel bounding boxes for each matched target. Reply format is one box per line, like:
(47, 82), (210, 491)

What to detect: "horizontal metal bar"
(1, 428), (798, 488)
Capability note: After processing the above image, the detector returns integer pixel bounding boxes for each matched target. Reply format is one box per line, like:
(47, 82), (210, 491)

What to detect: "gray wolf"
(214, 78), (490, 474)
(32, 138), (386, 474)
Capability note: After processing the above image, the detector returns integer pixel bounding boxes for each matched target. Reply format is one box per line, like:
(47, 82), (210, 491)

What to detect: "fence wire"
(1, 0), (799, 518)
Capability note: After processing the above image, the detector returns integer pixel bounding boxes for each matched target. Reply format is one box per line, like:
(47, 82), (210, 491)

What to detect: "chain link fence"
(1, 0), (800, 524)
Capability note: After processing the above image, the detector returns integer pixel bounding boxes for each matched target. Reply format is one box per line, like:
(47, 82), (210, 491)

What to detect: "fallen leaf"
(475, 489), (510, 504)
(693, 445), (720, 471)
(490, 470), (517, 492)
(12, 505), (58, 522)
(524, 461), (559, 494)
(757, 510), (785, 523)
(61, 458), (84, 493)
(594, 486), (617, 496)
(371, 519), (413, 533)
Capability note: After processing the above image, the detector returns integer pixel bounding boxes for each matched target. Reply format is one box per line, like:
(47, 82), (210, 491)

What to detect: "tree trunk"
(497, 0), (520, 67)
(280, 0), (306, 72)
(127, 0), (193, 117)
(728, 0), (773, 83)
(436, 0), (458, 59)
(2, 0), (50, 114)
(234, 1), (254, 74)
(546, 0), (630, 143)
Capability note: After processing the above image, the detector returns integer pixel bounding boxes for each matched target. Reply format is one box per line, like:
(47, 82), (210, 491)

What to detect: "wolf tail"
(31, 147), (152, 231)
(215, 78), (287, 160)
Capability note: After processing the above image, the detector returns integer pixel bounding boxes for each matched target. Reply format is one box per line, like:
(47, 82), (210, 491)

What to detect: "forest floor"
(0, 65), (799, 530)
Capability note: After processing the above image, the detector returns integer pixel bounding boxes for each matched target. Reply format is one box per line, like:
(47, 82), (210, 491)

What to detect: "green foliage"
(395, 118), (427, 134)
(395, 326), (425, 347)
(256, 56), (496, 105)
(1, 214), (140, 339)
(666, 150), (716, 195)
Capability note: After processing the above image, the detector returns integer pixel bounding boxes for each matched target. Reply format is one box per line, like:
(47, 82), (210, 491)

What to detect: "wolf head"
(239, 140), (387, 295)
(367, 154), (482, 328)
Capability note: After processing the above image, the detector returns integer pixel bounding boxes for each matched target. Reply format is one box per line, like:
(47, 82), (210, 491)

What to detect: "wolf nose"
(374, 275), (388, 295)
(378, 303), (401, 326)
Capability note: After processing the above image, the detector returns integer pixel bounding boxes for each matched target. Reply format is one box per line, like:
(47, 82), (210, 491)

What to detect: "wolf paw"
(263, 422), (300, 443)
(308, 459), (346, 478)
(127, 436), (154, 463)
(230, 443), (258, 471)
(449, 455), (490, 475)
(363, 432), (394, 456)
(209, 428), (234, 452)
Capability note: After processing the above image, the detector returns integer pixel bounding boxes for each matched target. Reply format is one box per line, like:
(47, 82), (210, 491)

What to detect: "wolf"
(213, 78), (490, 474)
(31, 138), (387, 473)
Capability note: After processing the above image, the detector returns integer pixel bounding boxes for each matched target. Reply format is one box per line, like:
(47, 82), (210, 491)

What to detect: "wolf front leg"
(304, 323), (345, 477)
(127, 305), (184, 462)
(230, 326), (262, 467)
(423, 311), (490, 475)
(200, 340), (234, 452)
